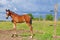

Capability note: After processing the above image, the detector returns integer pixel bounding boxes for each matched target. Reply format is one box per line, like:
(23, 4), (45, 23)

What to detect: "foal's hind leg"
(27, 23), (33, 38)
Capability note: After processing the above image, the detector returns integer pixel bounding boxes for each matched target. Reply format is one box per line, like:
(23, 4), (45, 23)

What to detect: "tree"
(45, 14), (54, 21)
(58, 17), (60, 21)
(39, 15), (43, 21)
(28, 13), (34, 19)
(50, 10), (54, 12)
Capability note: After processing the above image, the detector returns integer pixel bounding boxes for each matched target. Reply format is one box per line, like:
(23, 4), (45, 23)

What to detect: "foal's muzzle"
(6, 17), (8, 19)
(6, 15), (8, 19)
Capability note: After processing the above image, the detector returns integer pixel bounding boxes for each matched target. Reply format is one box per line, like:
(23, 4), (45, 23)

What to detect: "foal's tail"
(30, 17), (32, 25)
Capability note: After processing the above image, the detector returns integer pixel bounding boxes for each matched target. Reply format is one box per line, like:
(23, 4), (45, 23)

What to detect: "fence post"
(53, 4), (58, 40)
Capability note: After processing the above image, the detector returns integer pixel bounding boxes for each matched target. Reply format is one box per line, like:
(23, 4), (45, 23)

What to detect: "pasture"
(0, 21), (60, 40)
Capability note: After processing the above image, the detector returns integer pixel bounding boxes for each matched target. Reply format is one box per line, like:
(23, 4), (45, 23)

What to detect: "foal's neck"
(10, 11), (18, 18)
(10, 11), (15, 17)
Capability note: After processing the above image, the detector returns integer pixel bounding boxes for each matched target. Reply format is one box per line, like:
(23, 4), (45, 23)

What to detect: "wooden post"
(53, 4), (58, 39)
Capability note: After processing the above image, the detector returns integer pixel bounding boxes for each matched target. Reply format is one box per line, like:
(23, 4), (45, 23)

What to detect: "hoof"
(11, 34), (14, 37)
(15, 34), (18, 37)
(11, 34), (18, 37)
(30, 36), (33, 38)
(49, 25), (53, 26)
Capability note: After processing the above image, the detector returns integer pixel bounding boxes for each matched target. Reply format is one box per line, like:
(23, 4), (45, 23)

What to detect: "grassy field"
(0, 21), (60, 40)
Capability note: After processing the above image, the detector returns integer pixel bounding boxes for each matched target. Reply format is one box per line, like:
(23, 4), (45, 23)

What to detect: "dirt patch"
(0, 30), (37, 40)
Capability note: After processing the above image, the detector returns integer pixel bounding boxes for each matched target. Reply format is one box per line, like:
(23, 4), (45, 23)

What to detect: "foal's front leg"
(13, 22), (16, 30)
(12, 22), (18, 37)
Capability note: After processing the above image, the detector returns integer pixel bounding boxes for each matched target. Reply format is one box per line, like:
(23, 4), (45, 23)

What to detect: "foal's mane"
(9, 10), (27, 16)
(10, 10), (20, 16)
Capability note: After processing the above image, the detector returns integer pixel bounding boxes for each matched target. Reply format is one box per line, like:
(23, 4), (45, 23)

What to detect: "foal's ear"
(6, 9), (10, 11)
(6, 9), (8, 11)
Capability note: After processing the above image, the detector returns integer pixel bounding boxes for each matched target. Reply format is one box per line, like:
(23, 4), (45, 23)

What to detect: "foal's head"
(6, 9), (11, 19)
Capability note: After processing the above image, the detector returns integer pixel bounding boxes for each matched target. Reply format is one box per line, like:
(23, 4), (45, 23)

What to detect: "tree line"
(28, 13), (60, 21)
(0, 13), (60, 22)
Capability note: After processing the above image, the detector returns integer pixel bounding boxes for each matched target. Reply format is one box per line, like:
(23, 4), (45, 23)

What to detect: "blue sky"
(0, 0), (59, 20)
(0, 0), (59, 12)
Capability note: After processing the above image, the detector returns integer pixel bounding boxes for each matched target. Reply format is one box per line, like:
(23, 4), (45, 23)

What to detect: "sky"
(0, 0), (59, 20)
(0, 0), (59, 12)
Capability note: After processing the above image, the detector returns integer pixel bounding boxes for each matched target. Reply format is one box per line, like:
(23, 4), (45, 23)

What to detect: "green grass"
(0, 21), (60, 40)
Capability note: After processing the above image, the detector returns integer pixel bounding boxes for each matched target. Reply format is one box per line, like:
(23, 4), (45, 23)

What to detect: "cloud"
(10, 0), (41, 12)
(11, 0), (58, 12)
(58, 3), (60, 12)
(8, 4), (12, 8)
(0, 4), (4, 8)
(0, 0), (7, 5)
(0, 14), (5, 17)
(0, 0), (8, 12)
(0, 0), (59, 12)
(13, 7), (17, 11)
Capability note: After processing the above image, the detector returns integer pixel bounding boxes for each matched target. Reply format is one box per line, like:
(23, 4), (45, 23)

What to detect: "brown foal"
(6, 9), (33, 38)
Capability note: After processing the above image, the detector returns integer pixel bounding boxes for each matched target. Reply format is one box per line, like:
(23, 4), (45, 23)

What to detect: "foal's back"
(19, 14), (31, 23)
(12, 14), (30, 23)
